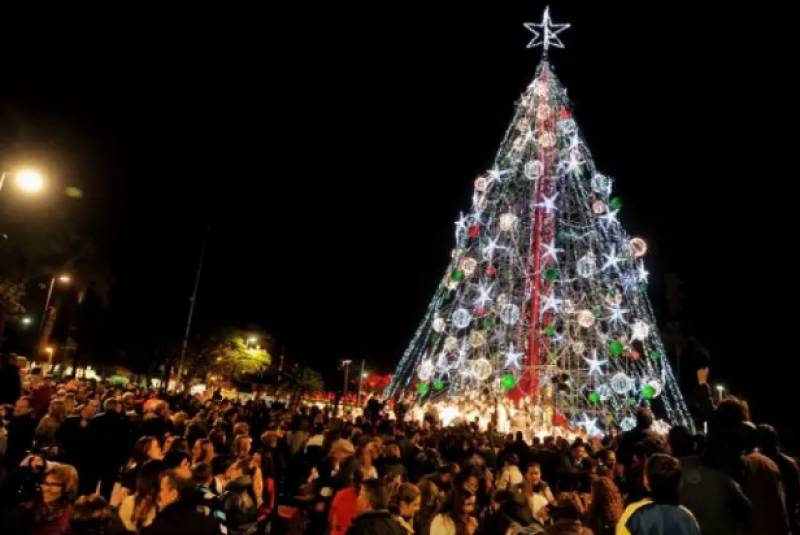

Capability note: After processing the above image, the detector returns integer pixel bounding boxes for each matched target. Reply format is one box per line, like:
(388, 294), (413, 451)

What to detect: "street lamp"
(44, 346), (54, 366)
(0, 168), (47, 195)
(38, 274), (72, 335)
(20, 316), (32, 326)
(715, 384), (725, 402)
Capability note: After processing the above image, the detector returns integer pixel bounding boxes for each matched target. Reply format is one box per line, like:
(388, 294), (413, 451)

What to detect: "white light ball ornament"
(596, 384), (612, 401)
(417, 360), (434, 382)
(576, 253), (596, 278)
(524, 160), (545, 180)
(512, 136), (528, 153)
(470, 358), (494, 381)
(631, 321), (650, 342)
(443, 336), (459, 352)
(610, 372), (635, 394)
(516, 117), (531, 132)
(592, 200), (607, 215)
(620, 417), (636, 432)
(629, 238), (648, 258)
(577, 310), (596, 328)
(500, 304), (521, 325)
(459, 257), (478, 278)
(558, 118), (577, 136)
(499, 212), (519, 232)
(468, 330), (487, 348)
(452, 308), (473, 329)
(474, 176), (488, 192)
(432, 317), (446, 333)
(591, 173), (611, 195)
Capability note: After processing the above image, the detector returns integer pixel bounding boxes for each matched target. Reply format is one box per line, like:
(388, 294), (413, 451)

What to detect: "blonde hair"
(46, 464), (79, 501)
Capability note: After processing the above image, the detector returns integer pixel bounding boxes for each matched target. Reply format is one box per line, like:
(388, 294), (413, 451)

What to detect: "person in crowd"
(70, 494), (126, 535)
(522, 462), (556, 522)
(6, 396), (37, 468)
(587, 460), (623, 535)
(430, 487), (478, 535)
(221, 457), (259, 535)
(27, 463), (79, 535)
(328, 466), (363, 535)
(56, 402), (98, 495)
(667, 424), (749, 535)
(139, 469), (222, 535)
(616, 408), (657, 469)
(545, 492), (592, 535)
(118, 459), (166, 532)
(34, 399), (67, 450)
(345, 478), (405, 535)
(90, 398), (130, 499)
(192, 438), (215, 466)
(616, 454), (701, 535)
(0, 354), (22, 405)
(757, 423), (800, 534)
(497, 453), (524, 491)
(231, 435), (253, 460)
(118, 436), (163, 493)
(389, 482), (421, 534)
(476, 489), (542, 535)
(739, 421), (790, 535)
(163, 450), (192, 480)
(191, 461), (226, 523)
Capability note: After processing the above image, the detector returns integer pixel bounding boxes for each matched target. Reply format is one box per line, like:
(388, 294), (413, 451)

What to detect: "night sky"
(1, 5), (796, 429)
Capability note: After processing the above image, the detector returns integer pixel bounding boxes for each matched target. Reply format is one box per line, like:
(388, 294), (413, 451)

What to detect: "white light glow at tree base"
(386, 7), (694, 435)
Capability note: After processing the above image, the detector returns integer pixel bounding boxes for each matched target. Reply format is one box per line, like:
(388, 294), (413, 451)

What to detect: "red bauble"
(631, 351), (640, 361)
(487, 266), (497, 277)
(559, 108), (572, 119)
(474, 306), (486, 317)
(468, 225), (480, 238)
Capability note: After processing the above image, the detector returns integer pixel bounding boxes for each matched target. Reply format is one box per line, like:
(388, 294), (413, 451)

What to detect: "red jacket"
(329, 486), (359, 535)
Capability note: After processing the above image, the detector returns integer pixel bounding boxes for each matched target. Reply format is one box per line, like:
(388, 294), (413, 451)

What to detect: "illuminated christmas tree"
(386, 7), (693, 433)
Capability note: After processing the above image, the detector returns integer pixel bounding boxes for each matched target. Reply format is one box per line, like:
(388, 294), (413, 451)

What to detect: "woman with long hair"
(118, 459), (166, 532)
(356, 441), (379, 480)
(34, 398), (67, 447)
(70, 494), (125, 535)
(28, 463), (78, 535)
(390, 483), (421, 535)
(231, 435), (253, 460)
(118, 436), (162, 494)
(522, 463), (556, 523)
(429, 488), (478, 535)
(192, 438), (215, 466)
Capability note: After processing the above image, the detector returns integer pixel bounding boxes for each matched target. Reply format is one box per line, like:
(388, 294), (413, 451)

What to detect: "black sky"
(1, 4), (797, 429)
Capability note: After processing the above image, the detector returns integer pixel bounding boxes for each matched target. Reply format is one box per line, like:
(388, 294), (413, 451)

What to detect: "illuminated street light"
(58, 274), (72, 284)
(15, 169), (45, 194)
(21, 316), (32, 326)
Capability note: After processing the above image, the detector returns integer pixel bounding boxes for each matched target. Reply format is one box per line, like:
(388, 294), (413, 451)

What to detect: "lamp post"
(715, 384), (725, 403)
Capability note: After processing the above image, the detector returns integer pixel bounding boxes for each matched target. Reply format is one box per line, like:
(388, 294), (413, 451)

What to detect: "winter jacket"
(677, 455), (750, 535)
(741, 452), (790, 535)
(139, 500), (222, 535)
(346, 510), (405, 535)
(616, 498), (700, 535)
(329, 486), (358, 535)
(221, 476), (259, 535)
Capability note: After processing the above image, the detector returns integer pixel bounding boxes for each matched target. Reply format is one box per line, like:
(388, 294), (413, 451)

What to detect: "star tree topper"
(524, 6), (570, 53)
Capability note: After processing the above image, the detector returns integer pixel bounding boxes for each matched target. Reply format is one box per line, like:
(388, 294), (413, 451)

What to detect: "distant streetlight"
(21, 316), (32, 326)
(58, 275), (71, 284)
(0, 168), (47, 195)
(715, 384), (725, 402)
(45, 346), (54, 365)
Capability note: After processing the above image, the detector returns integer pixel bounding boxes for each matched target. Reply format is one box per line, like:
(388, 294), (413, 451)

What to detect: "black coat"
(345, 510), (405, 535)
(221, 476), (258, 535)
(56, 415), (94, 469)
(5, 413), (36, 467)
(140, 500), (222, 535)
(0, 363), (21, 405)
(90, 410), (130, 471)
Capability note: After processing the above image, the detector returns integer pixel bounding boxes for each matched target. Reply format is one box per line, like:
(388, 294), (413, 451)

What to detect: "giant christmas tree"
(386, 8), (693, 434)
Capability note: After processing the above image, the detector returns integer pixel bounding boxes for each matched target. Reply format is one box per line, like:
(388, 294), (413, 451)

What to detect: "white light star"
(630, 321), (650, 342)
(487, 166), (512, 185)
(542, 242), (563, 263)
(536, 192), (559, 214)
(637, 262), (650, 283)
(540, 291), (562, 314)
(504, 344), (525, 370)
(568, 134), (581, 151)
(565, 151), (583, 174)
(482, 235), (505, 262)
(606, 304), (630, 326)
(524, 6), (571, 52)
(601, 246), (623, 272)
(578, 413), (601, 437)
(583, 350), (607, 377)
(455, 212), (469, 237)
(474, 282), (494, 308)
(600, 209), (619, 227)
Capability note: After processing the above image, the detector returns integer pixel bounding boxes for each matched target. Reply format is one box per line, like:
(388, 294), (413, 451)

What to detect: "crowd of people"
(0, 356), (799, 535)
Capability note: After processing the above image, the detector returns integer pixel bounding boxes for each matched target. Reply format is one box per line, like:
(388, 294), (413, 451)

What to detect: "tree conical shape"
(386, 58), (693, 433)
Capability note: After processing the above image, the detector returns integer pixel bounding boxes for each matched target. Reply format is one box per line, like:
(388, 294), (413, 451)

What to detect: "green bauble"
(417, 383), (429, 395)
(592, 306), (602, 318)
(588, 391), (600, 404)
(501, 374), (517, 390)
(649, 351), (662, 360)
(483, 317), (496, 330)
(610, 197), (623, 211)
(451, 270), (465, 282)
(642, 385), (656, 400)
(544, 268), (559, 281)
(433, 380), (445, 391)
(543, 325), (557, 337)
(627, 398), (637, 406)
(609, 341), (624, 357)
